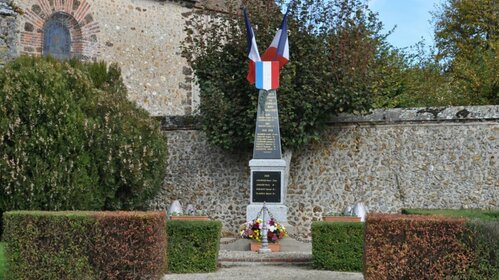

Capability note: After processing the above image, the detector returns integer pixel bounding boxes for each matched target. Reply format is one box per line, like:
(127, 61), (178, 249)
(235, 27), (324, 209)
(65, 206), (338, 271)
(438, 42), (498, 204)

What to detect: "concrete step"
(220, 237), (312, 252)
(218, 250), (313, 268)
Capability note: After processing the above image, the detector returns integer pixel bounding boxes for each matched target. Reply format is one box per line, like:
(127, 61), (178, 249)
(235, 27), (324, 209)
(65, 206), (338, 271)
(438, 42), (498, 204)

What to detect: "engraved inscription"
(253, 90), (282, 159)
(252, 171), (281, 203)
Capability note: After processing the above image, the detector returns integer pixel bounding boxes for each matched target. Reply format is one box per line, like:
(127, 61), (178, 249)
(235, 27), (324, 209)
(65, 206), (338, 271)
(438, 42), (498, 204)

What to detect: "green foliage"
(2, 211), (167, 280)
(3, 211), (96, 280)
(0, 242), (5, 279)
(462, 221), (499, 279)
(402, 208), (499, 221)
(0, 56), (167, 215)
(372, 44), (461, 108)
(183, 0), (394, 150)
(311, 221), (363, 272)
(373, 0), (498, 108)
(166, 220), (222, 273)
(433, 0), (498, 104)
(434, 0), (498, 63)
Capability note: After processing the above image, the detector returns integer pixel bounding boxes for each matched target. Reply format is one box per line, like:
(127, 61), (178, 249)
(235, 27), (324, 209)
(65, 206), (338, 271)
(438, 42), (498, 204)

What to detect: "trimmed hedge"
(92, 212), (167, 279)
(4, 212), (95, 280)
(167, 220), (222, 273)
(3, 211), (167, 280)
(402, 208), (499, 221)
(364, 214), (498, 279)
(461, 220), (499, 279)
(0, 242), (5, 278)
(312, 221), (364, 272)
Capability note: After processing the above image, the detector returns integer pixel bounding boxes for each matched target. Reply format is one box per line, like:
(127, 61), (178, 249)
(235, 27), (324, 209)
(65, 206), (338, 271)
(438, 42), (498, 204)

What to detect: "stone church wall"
(0, 1), (18, 67)
(150, 106), (499, 237)
(3, 0), (235, 116)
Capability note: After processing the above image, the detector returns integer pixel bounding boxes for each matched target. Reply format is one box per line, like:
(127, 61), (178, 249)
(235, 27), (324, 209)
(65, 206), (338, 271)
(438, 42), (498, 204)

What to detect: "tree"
(0, 57), (167, 214)
(183, 0), (395, 151)
(433, 0), (498, 104)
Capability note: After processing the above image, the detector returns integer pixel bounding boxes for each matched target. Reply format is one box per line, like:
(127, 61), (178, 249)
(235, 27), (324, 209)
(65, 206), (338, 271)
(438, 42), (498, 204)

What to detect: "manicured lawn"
(0, 242), (5, 278)
(402, 209), (499, 221)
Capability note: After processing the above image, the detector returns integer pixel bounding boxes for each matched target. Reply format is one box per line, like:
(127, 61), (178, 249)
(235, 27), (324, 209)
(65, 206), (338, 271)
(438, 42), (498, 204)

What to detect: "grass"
(402, 209), (499, 221)
(0, 242), (5, 278)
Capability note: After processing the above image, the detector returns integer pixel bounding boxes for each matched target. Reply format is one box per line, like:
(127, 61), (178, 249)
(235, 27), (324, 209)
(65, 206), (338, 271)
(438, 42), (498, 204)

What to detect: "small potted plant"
(239, 218), (287, 252)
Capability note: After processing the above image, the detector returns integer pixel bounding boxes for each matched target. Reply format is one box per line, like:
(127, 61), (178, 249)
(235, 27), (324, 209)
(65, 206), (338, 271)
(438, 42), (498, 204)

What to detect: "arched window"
(43, 15), (71, 60)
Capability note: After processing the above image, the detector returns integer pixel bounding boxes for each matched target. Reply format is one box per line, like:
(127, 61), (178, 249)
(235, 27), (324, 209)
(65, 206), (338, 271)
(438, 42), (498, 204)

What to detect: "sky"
(368, 0), (445, 49)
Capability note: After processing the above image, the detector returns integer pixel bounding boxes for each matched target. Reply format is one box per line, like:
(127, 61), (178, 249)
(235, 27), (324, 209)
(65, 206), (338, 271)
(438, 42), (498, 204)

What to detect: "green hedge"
(0, 242), (5, 279)
(166, 220), (222, 273)
(3, 211), (167, 280)
(312, 221), (364, 272)
(462, 220), (499, 279)
(402, 208), (499, 221)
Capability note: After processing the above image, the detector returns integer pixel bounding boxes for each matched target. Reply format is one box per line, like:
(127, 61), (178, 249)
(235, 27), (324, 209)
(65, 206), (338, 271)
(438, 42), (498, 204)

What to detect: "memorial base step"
(218, 250), (312, 268)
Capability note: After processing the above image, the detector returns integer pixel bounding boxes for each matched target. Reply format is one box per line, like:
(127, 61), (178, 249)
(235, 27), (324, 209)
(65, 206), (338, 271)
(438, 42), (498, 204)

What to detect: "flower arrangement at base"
(239, 218), (287, 243)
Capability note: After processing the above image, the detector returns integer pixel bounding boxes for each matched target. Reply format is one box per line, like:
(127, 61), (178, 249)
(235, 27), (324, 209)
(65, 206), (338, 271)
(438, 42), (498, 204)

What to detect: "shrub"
(462, 220), (499, 279)
(3, 211), (167, 280)
(364, 214), (471, 279)
(166, 220), (222, 273)
(0, 56), (167, 215)
(402, 208), (498, 278)
(402, 208), (499, 221)
(184, 0), (393, 151)
(312, 221), (363, 272)
(0, 242), (5, 278)
(3, 211), (96, 280)
(92, 212), (167, 279)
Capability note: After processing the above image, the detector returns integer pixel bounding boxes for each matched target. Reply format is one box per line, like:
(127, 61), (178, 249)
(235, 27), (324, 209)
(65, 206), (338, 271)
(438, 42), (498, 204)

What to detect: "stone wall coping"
(249, 159), (287, 167)
(157, 0), (239, 13)
(328, 105), (499, 125)
(158, 105), (499, 130)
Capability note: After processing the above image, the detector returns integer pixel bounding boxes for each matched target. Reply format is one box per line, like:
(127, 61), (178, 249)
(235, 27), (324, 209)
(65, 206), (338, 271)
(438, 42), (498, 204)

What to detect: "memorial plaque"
(253, 90), (282, 159)
(252, 171), (281, 203)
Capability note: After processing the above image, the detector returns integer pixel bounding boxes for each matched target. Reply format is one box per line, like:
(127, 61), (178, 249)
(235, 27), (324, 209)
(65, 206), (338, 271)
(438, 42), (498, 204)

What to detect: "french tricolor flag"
(256, 61), (280, 90)
(261, 7), (290, 69)
(244, 7), (261, 85)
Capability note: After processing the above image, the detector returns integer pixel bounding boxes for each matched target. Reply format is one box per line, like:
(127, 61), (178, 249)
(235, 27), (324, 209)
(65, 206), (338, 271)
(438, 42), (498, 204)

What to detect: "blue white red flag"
(261, 7), (290, 68)
(255, 61), (280, 90)
(244, 7), (261, 85)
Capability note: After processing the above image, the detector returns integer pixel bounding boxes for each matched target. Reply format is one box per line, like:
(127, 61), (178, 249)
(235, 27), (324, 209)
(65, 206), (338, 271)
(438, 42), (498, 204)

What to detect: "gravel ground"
(163, 266), (364, 280)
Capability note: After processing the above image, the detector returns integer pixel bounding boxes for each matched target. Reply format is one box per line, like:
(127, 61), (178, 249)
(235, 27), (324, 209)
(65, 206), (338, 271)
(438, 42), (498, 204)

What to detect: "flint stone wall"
(150, 106), (499, 237)
(0, 1), (18, 67)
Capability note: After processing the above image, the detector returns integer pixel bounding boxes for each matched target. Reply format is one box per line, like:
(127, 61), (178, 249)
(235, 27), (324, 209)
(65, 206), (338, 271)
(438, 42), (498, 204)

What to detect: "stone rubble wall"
(2, 0), (245, 117)
(12, 0), (203, 116)
(0, 1), (18, 67)
(150, 106), (499, 237)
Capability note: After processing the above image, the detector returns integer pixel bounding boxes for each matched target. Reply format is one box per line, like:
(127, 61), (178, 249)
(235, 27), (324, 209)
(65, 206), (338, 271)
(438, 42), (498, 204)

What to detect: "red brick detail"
(37, 0), (53, 17)
(21, 0), (100, 59)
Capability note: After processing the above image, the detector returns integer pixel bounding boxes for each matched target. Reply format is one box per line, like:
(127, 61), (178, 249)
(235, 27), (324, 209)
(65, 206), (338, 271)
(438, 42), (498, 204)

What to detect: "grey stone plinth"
(249, 159), (286, 168)
(249, 159), (287, 204)
(246, 204), (288, 224)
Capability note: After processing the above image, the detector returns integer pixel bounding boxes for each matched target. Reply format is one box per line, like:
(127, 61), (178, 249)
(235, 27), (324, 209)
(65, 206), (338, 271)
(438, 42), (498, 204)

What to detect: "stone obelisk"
(246, 89), (288, 224)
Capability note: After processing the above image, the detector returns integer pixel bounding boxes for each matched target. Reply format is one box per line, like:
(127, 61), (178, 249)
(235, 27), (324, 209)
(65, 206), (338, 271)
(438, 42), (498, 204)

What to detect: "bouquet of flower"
(239, 218), (287, 243)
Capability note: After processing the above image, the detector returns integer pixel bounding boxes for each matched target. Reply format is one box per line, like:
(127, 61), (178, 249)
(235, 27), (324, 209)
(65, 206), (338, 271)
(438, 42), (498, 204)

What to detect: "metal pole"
(259, 202), (272, 253)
